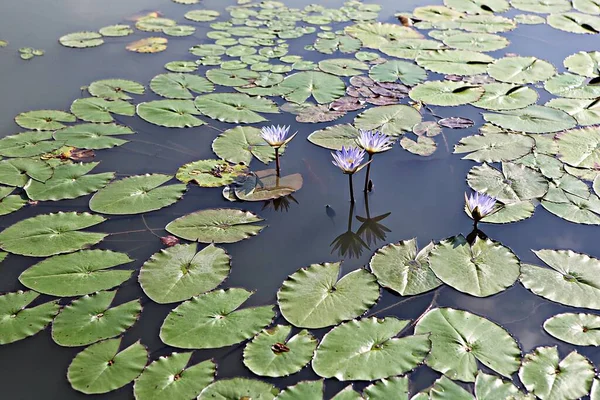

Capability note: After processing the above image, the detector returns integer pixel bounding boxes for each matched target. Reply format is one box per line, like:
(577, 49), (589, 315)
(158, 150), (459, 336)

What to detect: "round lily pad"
(89, 174), (186, 215)
(345, 22), (423, 49)
(546, 98), (600, 126)
(467, 162), (548, 202)
(150, 73), (214, 99)
(444, 0), (510, 13)
(126, 37), (168, 53)
(544, 313), (600, 346)
(0, 130), (64, 157)
(234, 170), (303, 202)
(354, 104), (422, 136)
(512, 0), (571, 13)
(471, 83), (538, 110)
(280, 71), (346, 104)
(160, 288), (275, 349)
(184, 9), (220, 22)
(213, 126), (277, 165)
(88, 79), (145, 100)
(139, 243), (230, 304)
(176, 159), (247, 188)
(166, 208), (265, 243)
(198, 378), (279, 400)
(318, 58), (369, 76)
(443, 32), (509, 52)
(194, 93), (279, 123)
(410, 81), (485, 106)
(455, 132), (535, 162)
(135, 17), (176, 32)
(70, 98), (135, 123)
(67, 338), (147, 394)
(487, 56), (556, 84)
(547, 12), (600, 34)
(53, 123), (134, 149)
(137, 100), (205, 128)
(544, 73), (600, 99)
(483, 105), (577, 133)
(556, 126), (600, 168)
(416, 50), (494, 76)
(307, 124), (360, 150)
(276, 380), (324, 400)
(0, 291), (60, 345)
(52, 290), (141, 347)
(369, 60), (427, 85)
(243, 325), (317, 377)
(15, 109), (75, 131)
(564, 51), (600, 77)
(205, 68), (259, 86)
(60, 31), (104, 48)
(278, 262), (379, 329)
(99, 24), (133, 37)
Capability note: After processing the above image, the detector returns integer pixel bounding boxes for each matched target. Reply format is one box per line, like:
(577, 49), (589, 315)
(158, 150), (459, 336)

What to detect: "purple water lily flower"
(465, 192), (497, 222)
(356, 129), (394, 154)
(260, 125), (296, 148)
(331, 146), (367, 174)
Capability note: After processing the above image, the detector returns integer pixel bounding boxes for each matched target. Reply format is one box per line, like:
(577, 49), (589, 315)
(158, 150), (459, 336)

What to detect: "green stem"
(364, 153), (373, 192)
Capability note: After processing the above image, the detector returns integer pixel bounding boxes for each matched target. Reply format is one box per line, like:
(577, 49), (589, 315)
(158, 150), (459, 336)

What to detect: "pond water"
(1, 0), (600, 398)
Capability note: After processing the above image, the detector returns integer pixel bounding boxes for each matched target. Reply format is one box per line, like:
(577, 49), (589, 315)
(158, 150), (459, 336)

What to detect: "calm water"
(1, 0), (600, 398)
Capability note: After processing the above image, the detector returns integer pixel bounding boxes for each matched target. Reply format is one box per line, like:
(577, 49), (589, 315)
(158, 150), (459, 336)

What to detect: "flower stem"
(349, 173), (355, 203)
(275, 147), (281, 177)
(364, 153), (373, 192)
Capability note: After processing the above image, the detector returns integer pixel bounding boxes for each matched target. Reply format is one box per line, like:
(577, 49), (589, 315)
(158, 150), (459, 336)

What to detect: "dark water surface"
(1, 0), (600, 398)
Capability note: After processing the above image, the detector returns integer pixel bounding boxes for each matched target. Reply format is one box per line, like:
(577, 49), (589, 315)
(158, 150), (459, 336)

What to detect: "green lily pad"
(307, 124), (360, 150)
(487, 56), (555, 84)
(521, 249), (600, 309)
(184, 9), (220, 22)
(544, 313), (600, 345)
(413, 5), (465, 21)
(471, 83), (538, 110)
(280, 71), (346, 104)
(416, 50), (494, 76)
(369, 239), (441, 296)
(435, 14), (516, 32)
(443, 32), (509, 52)
(379, 39), (444, 60)
(541, 193), (600, 224)
(166, 208), (265, 243)
(401, 135), (437, 156)
(415, 307), (521, 382)
(278, 262), (379, 329)
(205, 68), (259, 86)
(243, 325), (317, 377)
(545, 98), (600, 126)
(483, 105), (577, 133)
(369, 60), (427, 85)
(163, 25), (196, 37)
(89, 174), (186, 215)
(564, 51), (600, 77)
(519, 346), (594, 400)
(160, 288), (275, 349)
(276, 380), (323, 400)
(345, 22), (423, 49)
(70, 98), (135, 123)
(314, 35), (362, 54)
(331, 386), (362, 400)
(444, 0), (510, 13)
(312, 317), (430, 381)
(547, 12), (600, 34)
(150, 73), (214, 99)
(99, 24), (133, 37)
(573, 0), (600, 14)
(0, 291), (60, 345)
(139, 243), (230, 304)
(0, 130), (64, 157)
(354, 105), (422, 136)
(88, 79), (145, 100)
(176, 159), (247, 188)
(25, 162), (114, 201)
(198, 378), (279, 400)
(318, 58), (369, 76)
(234, 170), (303, 202)
(480, 200), (535, 223)
(212, 126), (277, 165)
(363, 377), (408, 399)
(165, 61), (198, 73)
(468, 162), (548, 202)
(133, 354), (215, 400)
(59, 31), (104, 48)
(15, 109), (75, 130)
(515, 14), (546, 24)
(137, 100), (205, 128)
(135, 17), (176, 32)
(0, 212), (106, 257)
(430, 376), (473, 400)
(52, 290), (141, 347)
(475, 371), (533, 400)
(429, 235), (520, 297)
(53, 123), (134, 149)
(67, 338), (147, 394)
(512, 0), (571, 13)
(0, 157), (53, 187)
(544, 73), (600, 99)
(0, 188), (26, 216)
(454, 131), (535, 162)
(19, 249), (134, 296)
(194, 93), (278, 123)
(409, 81), (485, 106)
(556, 126), (600, 168)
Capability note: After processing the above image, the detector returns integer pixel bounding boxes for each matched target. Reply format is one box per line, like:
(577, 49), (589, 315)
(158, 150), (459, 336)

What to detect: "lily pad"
(25, 162), (114, 201)
(0, 291), (60, 345)
(312, 317), (430, 381)
(410, 81), (485, 106)
(482, 200), (536, 224)
(137, 100), (205, 128)
(133, 354), (215, 400)
(67, 338), (147, 394)
(89, 174), (186, 215)
(564, 51), (600, 77)
(379, 39), (444, 60)
(544, 313), (600, 345)
(443, 32), (509, 52)
(99, 24), (133, 37)
(307, 124), (360, 150)
(430, 376), (474, 400)
(59, 31), (104, 48)
(0, 130), (64, 157)
(318, 59), (369, 76)
(160, 288), (275, 349)
(126, 37), (168, 53)
(429, 235), (520, 297)
(475, 371), (533, 400)
(276, 380), (323, 400)
(139, 243), (230, 304)
(0, 212), (106, 257)
(401, 135), (437, 156)
(280, 71), (346, 104)
(206, 68), (260, 86)
(53, 123), (135, 149)
(520, 249), (600, 309)
(435, 14), (516, 32)
(483, 105), (577, 133)
(471, 83), (538, 110)
(354, 104), (422, 136)
(556, 126), (600, 168)
(519, 346), (594, 400)
(467, 162), (548, 202)
(150, 73), (214, 99)
(415, 307), (521, 382)
(0, 157), (52, 187)
(278, 262), (379, 329)
(194, 93), (278, 123)
(544, 73), (600, 98)
(243, 325), (317, 377)
(166, 208), (265, 243)
(314, 35), (362, 54)
(487, 56), (555, 84)
(369, 60), (427, 85)
(547, 12), (600, 34)
(15, 109), (75, 131)
(444, 0), (510, 13)
(52, 290), (141, 347)
(416, 50), (494, 76)
(369, 239), (441, 296)
(176, 159), (247, 187)
(70, 98), (135, 123)
(454, 131), (535, 162)
(234, 170), (303, 201)
(512, 0), (571, 13)
(184, 9), (220, 22)
(546, 98), (600, 126)
(163, 25), (196, 37)
(573, 0), (600, 14)
(88, 79), (145, 100)
(0, 188), (26, 216)
(345, 22), (423, 49)
(198, 378), (279, 400)
(135, 17), (176, 32)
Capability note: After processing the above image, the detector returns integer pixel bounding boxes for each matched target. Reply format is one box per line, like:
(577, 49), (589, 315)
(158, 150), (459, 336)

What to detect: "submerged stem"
(364, 153), (373, 192)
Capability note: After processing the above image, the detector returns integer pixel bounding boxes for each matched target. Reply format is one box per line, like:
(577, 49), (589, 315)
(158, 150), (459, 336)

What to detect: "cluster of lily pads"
(2, 0), (600, 398)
